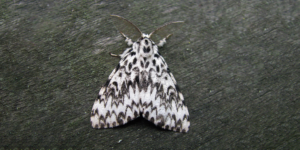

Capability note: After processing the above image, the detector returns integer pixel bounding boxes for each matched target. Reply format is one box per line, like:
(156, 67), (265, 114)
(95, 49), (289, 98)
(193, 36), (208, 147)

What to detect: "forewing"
(111, 15), (142, 42)
(141, 53), (190, 132)
(90, 50), (141, 128)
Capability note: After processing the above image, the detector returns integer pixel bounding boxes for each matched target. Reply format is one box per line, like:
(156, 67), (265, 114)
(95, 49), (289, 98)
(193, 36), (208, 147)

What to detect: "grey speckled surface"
(0, 0), (299, 149)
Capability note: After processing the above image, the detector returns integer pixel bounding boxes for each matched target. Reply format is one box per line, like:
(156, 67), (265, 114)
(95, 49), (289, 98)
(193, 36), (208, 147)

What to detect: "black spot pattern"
(145, 61), (149, 68)
(152, 60), (156, 66)
(143, 47), (151, 53)
(104, 79), (111, 86)
(175, 84), (180, 92)
(167, 67), (171, 73)
(123, 55), (128, 61)
(127, 80), (132, 87)
(135, 75), (139, 84)
(116, 63), (120, 72)
(150, 117), (155, 123)
(145, 111), (149, 119)
(157, 122), (164, 128)
(131, 52), (136, 56)
(113, 81), (118, 86)
(134, 111), (138, 118)
(127, 116), (132, 122)
(128, 63), (132, 70)
(133, 58), (137, 65)
(113, 81), (118, 87)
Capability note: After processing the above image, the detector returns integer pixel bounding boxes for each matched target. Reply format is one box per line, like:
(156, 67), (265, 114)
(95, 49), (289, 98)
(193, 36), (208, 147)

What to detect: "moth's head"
(142, 33), (150, 38)
(138, 36), (155, 58)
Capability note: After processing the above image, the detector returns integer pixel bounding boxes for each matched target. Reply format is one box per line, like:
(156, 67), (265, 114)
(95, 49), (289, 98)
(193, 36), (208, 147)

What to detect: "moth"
(90, 15), (190, 132)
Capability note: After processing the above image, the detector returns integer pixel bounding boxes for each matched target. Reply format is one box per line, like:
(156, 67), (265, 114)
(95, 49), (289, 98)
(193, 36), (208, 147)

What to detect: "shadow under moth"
(90, 15), (190, 132)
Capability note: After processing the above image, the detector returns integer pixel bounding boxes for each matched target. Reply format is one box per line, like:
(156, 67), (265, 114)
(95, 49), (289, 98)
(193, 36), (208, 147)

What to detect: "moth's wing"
(111, 15), (142, 42)
(149, 21), (184, 45)
(141, 54), (190, 132)
(91, 50), (141, 128)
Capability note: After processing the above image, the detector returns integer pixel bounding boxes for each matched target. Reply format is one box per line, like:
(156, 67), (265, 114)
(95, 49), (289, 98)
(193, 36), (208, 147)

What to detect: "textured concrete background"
(1, 0), (299, 149)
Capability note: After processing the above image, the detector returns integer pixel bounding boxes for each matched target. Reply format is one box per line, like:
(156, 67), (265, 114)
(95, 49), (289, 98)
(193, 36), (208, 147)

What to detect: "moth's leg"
(157, 34), (172, 47)
(120, 32), (133, 46)
(109, 52), (121, 58)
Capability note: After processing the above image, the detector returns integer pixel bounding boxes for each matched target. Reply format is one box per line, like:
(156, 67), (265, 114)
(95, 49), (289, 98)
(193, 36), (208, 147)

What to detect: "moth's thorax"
(137, 38), (155, 58)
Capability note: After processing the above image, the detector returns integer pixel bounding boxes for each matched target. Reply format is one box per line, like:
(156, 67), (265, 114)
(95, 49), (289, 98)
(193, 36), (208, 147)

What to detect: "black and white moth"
(90, 15), (190, 132)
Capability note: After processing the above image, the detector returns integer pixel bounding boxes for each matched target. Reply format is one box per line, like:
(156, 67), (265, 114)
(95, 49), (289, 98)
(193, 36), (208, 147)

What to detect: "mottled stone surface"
(0, 0), (299, 149)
